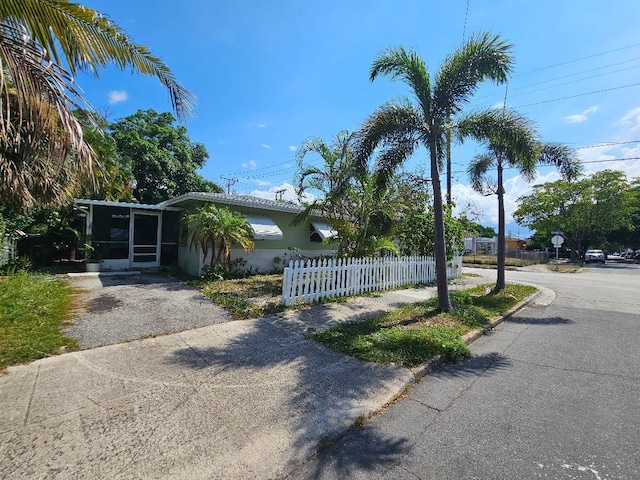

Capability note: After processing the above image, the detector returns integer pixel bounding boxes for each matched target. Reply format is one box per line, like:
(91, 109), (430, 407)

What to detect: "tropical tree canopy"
(182, 204), (255, 272)
(355, 32), (515, 311)
(110, 110), (222, 204)
(0, 0), (194, 211)
(514, 170), (635, 259)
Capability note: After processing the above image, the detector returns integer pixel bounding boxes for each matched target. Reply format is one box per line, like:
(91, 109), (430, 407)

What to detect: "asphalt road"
(288, 264), (640, 480)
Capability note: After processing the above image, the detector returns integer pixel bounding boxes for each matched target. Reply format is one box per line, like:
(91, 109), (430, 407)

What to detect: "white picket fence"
(282, 255), (463, 306)
(0, 234), (17, 267)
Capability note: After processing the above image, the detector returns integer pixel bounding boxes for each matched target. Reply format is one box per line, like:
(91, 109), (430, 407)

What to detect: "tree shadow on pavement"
(434, 352), (512, 379)
(166, 312), (412, 476)
(508, 316), (573, 325)
(287, 423), (410, 479)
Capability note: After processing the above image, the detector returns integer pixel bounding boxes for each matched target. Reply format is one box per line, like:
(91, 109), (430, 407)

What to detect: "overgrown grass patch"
(546, 263), (582, 273)
(463, 255), (541, 267)
(311, 284), (536, 367)
(0, 272), (78, 371)
(194, 274), (285, 319)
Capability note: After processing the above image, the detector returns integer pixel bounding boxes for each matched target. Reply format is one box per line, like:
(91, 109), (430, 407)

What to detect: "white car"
(584, 249), (605, 263)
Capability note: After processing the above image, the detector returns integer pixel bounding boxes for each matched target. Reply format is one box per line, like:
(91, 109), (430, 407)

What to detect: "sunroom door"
(131, 211), (161, 267)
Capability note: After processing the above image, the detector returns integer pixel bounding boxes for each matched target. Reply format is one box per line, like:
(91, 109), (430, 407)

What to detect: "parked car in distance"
(584, 249), (606, 263)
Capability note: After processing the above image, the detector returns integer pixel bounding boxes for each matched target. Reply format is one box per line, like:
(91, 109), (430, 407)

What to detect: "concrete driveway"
(4, 273), (495, 479)
(66, 273), (232, 348)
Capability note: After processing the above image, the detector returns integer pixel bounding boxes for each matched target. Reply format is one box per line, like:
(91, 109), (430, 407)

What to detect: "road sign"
(551, 235), (564, 247)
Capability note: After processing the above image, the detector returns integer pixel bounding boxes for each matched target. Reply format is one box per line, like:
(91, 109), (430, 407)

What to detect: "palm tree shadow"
(508, 316), (573, 326)
(166, 311), (411, 473)
(435, 352), (512, 379)
(297, 425), (410, 479)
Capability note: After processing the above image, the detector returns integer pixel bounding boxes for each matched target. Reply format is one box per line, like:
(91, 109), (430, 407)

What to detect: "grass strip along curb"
(310, 283), (538, 369)
(0, 273), (78, 371)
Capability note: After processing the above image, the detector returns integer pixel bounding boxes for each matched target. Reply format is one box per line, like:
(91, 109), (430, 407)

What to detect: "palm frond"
(538, 143), (582, 181)
(370, 46), (432, 116)
(433, 32), (514, 117)
(458, 108), (540, 181)
(0, 0), (195, 120)
(373, 138), (420, 194)
(467, 154), (495, 193)
(353, 100), (423, 173)
(0, 23), (97, 210)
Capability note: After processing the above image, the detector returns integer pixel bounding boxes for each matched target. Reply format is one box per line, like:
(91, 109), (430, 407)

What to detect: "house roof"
(75, 192), (330, 219)
(158, 192), (314, 215)
(74, 198), (168, 211)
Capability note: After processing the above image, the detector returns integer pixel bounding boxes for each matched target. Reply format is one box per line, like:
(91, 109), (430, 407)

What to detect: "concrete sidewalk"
(0, 272), (494, 479)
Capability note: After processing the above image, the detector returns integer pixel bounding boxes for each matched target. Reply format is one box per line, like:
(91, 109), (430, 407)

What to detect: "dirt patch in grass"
(193, 274), (285, 319)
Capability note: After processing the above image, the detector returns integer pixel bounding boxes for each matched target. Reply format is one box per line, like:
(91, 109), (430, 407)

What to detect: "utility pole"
(275, 188), (286, 201)
(220, 176), (237, 194)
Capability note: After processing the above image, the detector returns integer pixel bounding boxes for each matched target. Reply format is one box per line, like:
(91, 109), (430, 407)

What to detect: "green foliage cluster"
(311, 283), (536, 367)
(515, 170), (638, 257)
(182, 203), (255, 272)
(110, 110), (222, 204)
(397, 207), (464, 259)
(0, 272), (77, 370)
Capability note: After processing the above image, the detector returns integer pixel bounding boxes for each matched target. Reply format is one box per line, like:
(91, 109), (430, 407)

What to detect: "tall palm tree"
(460, 108), (581, 290)
(356, 33), (515, 311)
(183, 204), (255, 272)
(0, 0), (195, 211)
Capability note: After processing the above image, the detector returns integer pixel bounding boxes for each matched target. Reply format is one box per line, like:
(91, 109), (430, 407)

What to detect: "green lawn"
(310, 284), (537, 367)
(0, 273), (78, 371)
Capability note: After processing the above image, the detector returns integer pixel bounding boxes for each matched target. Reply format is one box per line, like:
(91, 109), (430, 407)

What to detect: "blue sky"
(77, 0), (640, 237)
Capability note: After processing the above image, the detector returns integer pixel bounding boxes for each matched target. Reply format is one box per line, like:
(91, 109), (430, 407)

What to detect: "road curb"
(409, 287), (544, 384)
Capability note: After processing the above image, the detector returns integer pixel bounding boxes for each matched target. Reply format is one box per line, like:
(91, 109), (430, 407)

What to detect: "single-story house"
(464, 235), (526, 255)
(464, 236), (497, 255)
(74, 192), (337, 276)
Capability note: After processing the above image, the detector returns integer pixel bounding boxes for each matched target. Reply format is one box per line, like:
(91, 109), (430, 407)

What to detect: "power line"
(496, 64), (640, 102)
(461, 0), (470, 42)
(222, 158), (296, 177)
(515, 42), (640, 77)
(509, 57), (640, 93)
(513, 82), (640, 109)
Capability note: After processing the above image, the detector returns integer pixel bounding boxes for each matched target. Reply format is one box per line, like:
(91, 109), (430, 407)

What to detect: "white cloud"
(241, 159), (257, 169)
(108, 90), (128, 105)
(261, 144), (271, 149)
(255, 180), (271, 187)
(618, 107), (640, 132)
(563, 106), (598, 124)
(249, 182), (304, 203)
(452, 170), (560, 233)
(289, 145), (297, 152)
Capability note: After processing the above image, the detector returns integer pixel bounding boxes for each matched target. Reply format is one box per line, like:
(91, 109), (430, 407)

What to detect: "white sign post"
(551, 234), (564, 270)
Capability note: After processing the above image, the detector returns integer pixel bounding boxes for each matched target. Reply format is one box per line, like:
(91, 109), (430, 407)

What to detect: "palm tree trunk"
(446, 128), (452, 205)
(496, 161), (506, 290)
(430, 138), (453, 311)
